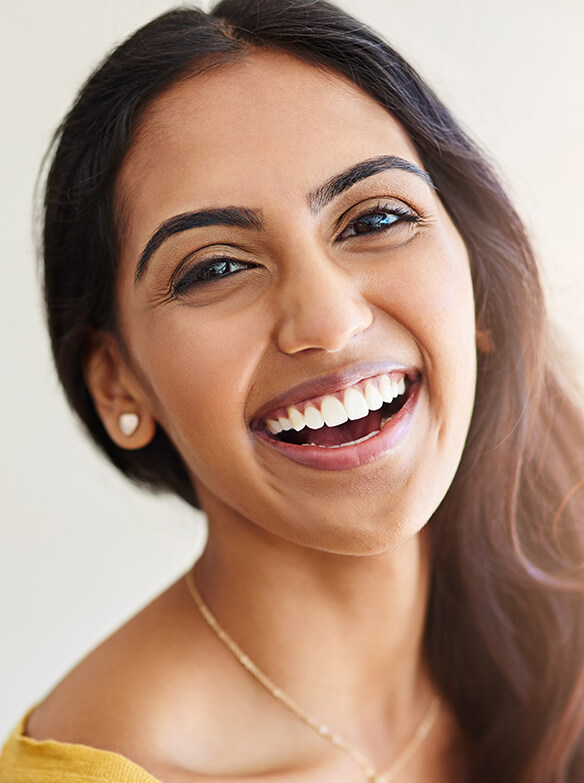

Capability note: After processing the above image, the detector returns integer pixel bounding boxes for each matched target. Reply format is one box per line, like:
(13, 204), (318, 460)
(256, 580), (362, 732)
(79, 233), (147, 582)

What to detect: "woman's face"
(112, 51), (477, 554)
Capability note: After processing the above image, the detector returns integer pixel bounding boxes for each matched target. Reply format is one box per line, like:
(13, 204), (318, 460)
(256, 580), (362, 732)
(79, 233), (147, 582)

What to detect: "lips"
(250, 369), (420, 461)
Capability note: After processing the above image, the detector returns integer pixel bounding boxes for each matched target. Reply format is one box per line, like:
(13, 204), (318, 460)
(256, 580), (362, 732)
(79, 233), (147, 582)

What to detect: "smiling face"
(97, 50), (477, 554)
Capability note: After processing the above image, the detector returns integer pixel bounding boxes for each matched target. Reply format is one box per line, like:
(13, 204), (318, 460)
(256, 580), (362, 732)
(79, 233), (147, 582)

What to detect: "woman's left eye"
(338, 205), (420, 241)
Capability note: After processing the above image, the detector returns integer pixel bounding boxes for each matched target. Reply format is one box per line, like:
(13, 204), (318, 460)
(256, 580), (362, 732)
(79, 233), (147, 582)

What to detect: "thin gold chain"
(185, 569), (441, 782)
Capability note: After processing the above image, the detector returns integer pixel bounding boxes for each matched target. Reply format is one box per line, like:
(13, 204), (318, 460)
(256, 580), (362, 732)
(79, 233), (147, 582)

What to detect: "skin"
(28, 52), (477, 781)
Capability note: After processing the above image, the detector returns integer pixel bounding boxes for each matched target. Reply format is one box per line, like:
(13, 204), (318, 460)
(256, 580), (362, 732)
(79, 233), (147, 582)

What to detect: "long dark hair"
(41, 1), (584, 780)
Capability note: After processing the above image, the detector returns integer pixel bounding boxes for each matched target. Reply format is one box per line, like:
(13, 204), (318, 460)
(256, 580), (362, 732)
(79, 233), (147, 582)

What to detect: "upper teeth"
(264, 374), (407, 435)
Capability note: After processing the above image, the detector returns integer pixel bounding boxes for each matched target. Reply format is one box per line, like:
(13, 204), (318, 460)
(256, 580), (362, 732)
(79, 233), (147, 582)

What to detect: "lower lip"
(252, 382), (420, 471)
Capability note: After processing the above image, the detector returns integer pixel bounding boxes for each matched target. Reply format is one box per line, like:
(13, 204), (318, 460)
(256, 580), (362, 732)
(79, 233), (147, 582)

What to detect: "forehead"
(118, 50), (422, 242)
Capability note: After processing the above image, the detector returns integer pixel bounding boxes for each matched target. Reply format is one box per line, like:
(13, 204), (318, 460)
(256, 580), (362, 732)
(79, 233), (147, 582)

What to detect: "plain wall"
(1, 0), (582, 738)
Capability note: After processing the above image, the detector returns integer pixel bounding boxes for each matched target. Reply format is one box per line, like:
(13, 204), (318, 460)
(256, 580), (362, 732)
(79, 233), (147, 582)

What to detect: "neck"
(195, 499), (432, 739)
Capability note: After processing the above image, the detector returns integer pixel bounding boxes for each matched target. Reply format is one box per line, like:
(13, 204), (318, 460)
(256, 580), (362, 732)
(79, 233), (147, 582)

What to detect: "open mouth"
(253, 372), (417, 449)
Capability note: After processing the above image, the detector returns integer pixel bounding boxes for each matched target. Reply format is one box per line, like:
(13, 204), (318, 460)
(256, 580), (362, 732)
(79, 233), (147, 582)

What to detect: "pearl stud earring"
(119, 412), (140, 437)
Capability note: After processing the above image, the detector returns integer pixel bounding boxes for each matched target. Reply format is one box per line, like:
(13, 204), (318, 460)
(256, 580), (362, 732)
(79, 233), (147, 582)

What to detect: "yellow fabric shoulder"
(0, 711), (162, 783)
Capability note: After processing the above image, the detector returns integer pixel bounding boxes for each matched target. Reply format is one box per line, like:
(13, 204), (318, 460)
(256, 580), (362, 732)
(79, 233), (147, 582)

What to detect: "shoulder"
(23, 577), (314, 781)
(0, 713), (162, 783)
(24, 577), (223, 778)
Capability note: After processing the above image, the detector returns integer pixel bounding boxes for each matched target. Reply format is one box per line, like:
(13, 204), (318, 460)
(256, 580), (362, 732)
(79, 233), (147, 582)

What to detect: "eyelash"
(337, 203), (420, 240)
(170, 257), (259, 297)
(168, 203), (420, 298)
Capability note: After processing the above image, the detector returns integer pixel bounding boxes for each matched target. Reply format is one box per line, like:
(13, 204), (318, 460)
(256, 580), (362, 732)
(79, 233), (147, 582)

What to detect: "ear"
(84, 331), (157, 450)
(476, 327), (494, 355)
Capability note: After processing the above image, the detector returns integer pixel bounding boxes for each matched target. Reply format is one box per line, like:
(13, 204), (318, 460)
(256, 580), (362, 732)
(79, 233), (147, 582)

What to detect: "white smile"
(260, 372), (409, 448)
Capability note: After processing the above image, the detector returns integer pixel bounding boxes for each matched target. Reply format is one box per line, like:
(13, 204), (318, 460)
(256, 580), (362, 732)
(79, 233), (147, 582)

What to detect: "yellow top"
(0, 711), (162, 783)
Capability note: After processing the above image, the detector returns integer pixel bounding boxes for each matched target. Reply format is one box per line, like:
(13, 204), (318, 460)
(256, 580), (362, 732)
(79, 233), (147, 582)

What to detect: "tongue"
(301, 410), (383, 447)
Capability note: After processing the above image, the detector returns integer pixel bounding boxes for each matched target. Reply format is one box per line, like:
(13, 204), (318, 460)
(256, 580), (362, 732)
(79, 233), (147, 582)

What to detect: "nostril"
(276, 294), (373, 355)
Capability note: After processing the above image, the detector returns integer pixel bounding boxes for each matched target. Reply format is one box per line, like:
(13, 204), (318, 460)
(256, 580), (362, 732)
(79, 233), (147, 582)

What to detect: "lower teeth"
(305, 418), (392, 449)
(327, 429), (380, 448)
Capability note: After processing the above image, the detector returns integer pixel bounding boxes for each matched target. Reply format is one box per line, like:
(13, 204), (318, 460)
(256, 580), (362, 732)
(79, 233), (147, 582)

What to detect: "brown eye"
(338, 206), (420, 241)
(171, 258), (258, 297)
(353, 212), (399, 235)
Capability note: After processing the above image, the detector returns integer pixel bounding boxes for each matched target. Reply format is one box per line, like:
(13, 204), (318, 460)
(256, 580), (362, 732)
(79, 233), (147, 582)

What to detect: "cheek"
(426, 246), (476, 400)
(420, 237), (477, 455)
(379, 226), (477, 434)
(129, 307), (269, 454)
(418, 258), (476, 377)
(372, 226), (476, 363)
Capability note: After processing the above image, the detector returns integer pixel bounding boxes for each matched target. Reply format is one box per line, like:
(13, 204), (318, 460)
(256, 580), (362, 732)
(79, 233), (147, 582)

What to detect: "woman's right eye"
(170, 257), (258, 298)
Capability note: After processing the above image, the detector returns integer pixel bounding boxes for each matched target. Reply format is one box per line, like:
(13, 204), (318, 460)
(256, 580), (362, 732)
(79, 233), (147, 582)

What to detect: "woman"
(2, 0), (583, 781)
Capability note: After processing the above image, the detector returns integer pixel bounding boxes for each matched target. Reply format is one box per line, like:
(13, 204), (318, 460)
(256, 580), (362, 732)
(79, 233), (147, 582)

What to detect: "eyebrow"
(308, 155), (435, 213)
(134, 155), (434, 283)
(135, 207), (262, 282)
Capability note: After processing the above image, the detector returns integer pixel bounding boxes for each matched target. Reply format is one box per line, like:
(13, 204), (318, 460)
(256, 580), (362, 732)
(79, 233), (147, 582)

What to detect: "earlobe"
(476, 327), (494, 355)
(84, 331), (157, 450)
(119, 412), (140, 438)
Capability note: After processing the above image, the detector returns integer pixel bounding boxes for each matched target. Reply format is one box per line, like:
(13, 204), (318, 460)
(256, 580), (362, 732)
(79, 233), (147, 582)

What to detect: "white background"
(1, 0), (583, 738)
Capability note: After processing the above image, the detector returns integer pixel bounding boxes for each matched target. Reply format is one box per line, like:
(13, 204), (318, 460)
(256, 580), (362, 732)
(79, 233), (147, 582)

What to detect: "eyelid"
(168, 251), (261, 301)
(168, 244), (252, 285)
(334, 197), (420, 240)
(335, 195), (418, 227)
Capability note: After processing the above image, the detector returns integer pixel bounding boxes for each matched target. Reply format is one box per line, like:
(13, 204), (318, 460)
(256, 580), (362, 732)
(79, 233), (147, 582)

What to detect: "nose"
(274, 252), (374, 355)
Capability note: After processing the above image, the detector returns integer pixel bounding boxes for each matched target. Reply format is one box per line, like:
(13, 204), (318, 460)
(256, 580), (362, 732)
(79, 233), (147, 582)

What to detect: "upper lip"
(250, 361), (419, 424)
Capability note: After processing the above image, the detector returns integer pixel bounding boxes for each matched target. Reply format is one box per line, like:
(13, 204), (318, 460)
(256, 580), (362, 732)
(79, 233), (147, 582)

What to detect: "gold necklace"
(185, 569), (441, 782)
